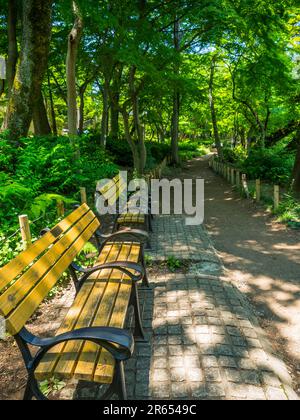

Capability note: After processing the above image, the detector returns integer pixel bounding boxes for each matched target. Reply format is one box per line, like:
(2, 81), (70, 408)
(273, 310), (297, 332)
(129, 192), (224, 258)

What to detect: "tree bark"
(209, 55), (223, 159)
(100, 78), (109, 148)
(171, 18), (181, 165)
(292, 130), (300, 194)
(66, 1), (83, 139)
(121, 108), (141, 173)
(47, 70), (58, 136)
(267, 121), (300, 147)
(110, 66), (123, 141)
(78, 81), (89, 135)
(5, 0), (52, 142)
(7, 0), (18, 95)
(129, 66), (147, 174)
(33, 91), (52, 136)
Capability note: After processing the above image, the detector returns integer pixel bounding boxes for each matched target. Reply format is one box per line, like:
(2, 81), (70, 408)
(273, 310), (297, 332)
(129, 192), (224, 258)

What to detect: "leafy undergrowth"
(179, 141), (211, 162)
(146, 255), (190, 274)
(274, 195), (300, 229)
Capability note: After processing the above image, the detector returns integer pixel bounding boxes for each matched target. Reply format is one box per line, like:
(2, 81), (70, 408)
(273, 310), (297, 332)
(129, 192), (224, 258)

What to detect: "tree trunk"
(7, 0), (18, 95)
(47, 70), (58, 136)
(171, 18), (181, 165)
(78, 82), (89, 136)
(292, 130), (300, 194)
(110, 66), (123, 140)
(129, 66), (147, 174)
(66, 1), (83, 139)
(121, 109), (141, 173)
(101, 79), (109, 148)
(209, 56), (223, 159)
(33, 91), (52, 136)
(171, 90), (180, 164)
(267, 120), (300, 147)
(5, 0), (52, 142)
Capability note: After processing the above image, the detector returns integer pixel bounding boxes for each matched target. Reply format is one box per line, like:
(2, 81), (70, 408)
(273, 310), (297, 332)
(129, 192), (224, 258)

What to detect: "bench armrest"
(80, 262), (145, 284)
(23, 327), (134, 372)
(97, 228), (149, 244)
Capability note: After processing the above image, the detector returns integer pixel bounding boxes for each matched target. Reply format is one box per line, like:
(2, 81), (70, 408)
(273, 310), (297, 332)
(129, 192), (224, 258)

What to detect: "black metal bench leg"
(23, 379), (34, 401)
(114, 362), (127, 400)
(130, 283), (147, 343)
(24, 375), (48, 400)
(141, 252), (151, 289)
(148, 214), (153, 233)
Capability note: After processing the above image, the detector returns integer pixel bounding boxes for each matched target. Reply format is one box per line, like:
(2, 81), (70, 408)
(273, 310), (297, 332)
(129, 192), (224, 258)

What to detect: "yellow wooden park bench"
(95, 173), (153, 234)
(0, 204), (149, 400)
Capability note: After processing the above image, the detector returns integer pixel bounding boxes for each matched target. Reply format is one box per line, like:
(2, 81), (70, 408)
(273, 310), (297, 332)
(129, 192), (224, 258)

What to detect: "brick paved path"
(125, 215), (298, 400)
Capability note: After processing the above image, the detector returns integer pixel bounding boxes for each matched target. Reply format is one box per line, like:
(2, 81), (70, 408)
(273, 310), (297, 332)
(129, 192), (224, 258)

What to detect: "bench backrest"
(0, 204), (100, 336)
(96, 174), (127, 207)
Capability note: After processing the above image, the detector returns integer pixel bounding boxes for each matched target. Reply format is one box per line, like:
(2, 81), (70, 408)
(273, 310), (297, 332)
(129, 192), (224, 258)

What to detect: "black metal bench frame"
(13, 261), (146, 401)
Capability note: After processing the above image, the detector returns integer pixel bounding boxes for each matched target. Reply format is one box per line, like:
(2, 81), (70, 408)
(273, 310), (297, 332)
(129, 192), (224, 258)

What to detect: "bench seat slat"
(51, 281), (108, 380)
(0, 211), (97, 318)
(34, 281), (95, 380)
(94, 281), (132, 384)
(74, 242), (133, 381)
(34, 241), (142, 385)
(0, 204), (90, 292)
(6, 218), (100, 335)
(117, 214), (145, 224)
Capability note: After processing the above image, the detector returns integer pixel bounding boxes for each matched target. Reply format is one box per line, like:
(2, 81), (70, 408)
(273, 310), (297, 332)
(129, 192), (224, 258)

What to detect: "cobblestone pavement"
(125, 215), (298, 400)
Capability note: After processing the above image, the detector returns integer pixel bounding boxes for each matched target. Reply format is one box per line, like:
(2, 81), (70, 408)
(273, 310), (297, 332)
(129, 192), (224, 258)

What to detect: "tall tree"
(66, 0), (83, 138)
(5, 0), (52, 142)
(7, 0), (18, 95)
(209, 55), (223, 158)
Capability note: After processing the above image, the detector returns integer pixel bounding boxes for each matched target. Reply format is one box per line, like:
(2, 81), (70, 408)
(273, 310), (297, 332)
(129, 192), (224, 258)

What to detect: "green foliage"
(105, 137), (170, 169)
(274, 194), (300, 226)
(179, 141), (210, 162)
(144, 254), (153, 266)
(39, 378), (66, 397)
(167, 256), (182, 272)
(15, 135), (119, 195)
(222, 144), (295, 186)
(0, 133), (119, 267)
(241, 147), (294, 185)
(222, 146), (248, 166)
(0, 132), (18, 173)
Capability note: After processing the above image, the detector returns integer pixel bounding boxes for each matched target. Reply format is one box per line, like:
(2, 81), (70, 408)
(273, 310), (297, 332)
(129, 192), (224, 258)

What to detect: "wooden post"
(242, 174), (250, 198)
(274, 185), (280, 210)
(19, 215), (32, 250)
(231, 169), (235, 185)
(236, 171), (240, 188)
(80, 187), (87, 204)
(227, 167), (231, 182)
(256, 180), (261, 202)
(57, 201), (65, 217)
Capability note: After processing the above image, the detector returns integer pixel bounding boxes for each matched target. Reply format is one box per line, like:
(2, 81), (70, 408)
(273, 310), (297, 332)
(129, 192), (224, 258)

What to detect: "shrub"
(0, 134), (119, 264)
(241, 147), (294, 185)
(179, 141), (210, 161)
(105, 136), (170, 169)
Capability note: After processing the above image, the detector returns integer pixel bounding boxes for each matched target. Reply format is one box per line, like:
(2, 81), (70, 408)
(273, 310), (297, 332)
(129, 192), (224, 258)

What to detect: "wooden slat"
(6, 218), (100, 335)
(0, 204), (90, 292)
(94, 281), (132, 383)
(73, 279), (122, 381)
(53, 281), (107, 380)
(34, 281), (95, 380)
(89, 242), (123, 281)
(0, 211), (97, 318)
(93, 243), (133, 384)
(53, 242), (124, 380)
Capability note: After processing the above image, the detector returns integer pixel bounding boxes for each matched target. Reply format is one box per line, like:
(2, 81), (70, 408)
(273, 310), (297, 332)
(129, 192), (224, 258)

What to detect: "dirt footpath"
(182, 157), (300, 394)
